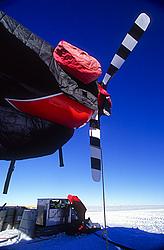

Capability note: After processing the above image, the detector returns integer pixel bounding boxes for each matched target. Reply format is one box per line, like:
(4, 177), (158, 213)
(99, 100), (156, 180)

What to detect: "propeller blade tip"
(135, 13), (151, 31)
(92, 169), (101, 182)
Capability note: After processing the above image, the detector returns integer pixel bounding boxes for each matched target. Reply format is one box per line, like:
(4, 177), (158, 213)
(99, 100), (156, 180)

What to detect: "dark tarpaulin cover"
(0, 11), (98, 111)
(0, 10), (101, 160)
(0, 106), (74, 160)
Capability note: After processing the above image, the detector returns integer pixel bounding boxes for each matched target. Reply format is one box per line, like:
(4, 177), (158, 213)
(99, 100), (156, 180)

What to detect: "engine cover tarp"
(0, 11), (98, 110)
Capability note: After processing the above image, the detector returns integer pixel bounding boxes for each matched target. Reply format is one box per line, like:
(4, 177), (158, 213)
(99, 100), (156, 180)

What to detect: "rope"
(101, 148), (109, 250)
(99, 149), (133, 250)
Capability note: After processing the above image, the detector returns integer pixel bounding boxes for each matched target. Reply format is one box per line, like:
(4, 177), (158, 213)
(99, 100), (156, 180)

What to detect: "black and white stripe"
(89, 112), (101, 182)
(102, 13), (150, 87)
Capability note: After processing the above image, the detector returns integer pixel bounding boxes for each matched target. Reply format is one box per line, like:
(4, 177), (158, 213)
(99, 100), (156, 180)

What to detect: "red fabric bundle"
(53, 40), (102, 84)
(67, 194), (81, 203)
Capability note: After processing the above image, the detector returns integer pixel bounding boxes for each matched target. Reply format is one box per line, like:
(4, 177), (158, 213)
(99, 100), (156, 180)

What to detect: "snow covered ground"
(0, 206), (164, 250)
(86, 206), (164, 234)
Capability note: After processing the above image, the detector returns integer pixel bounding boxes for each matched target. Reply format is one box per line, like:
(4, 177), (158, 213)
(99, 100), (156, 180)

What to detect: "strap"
(0, 203), (7, 211)
(3, 160), (16, 194)
(59, 147), (64, 167)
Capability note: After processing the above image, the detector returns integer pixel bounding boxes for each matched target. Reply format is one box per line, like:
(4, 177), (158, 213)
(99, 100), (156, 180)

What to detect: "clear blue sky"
(0, 0), (164, 207)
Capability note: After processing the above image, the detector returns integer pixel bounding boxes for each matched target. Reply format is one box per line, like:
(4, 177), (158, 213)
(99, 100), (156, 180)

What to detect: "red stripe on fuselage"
(6, 93), (94, 128)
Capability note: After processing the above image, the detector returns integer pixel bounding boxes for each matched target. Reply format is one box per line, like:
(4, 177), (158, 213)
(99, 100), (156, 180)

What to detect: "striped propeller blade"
(102, 13), (150, 87)
(89, 113), (102, 182)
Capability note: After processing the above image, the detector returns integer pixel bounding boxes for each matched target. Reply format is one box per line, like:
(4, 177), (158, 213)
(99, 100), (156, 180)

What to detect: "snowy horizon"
(2, 203), (164, 211)
(87, 204), (164, 212)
